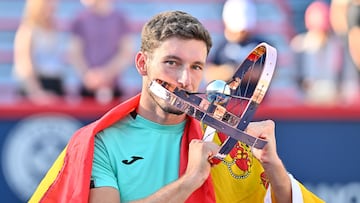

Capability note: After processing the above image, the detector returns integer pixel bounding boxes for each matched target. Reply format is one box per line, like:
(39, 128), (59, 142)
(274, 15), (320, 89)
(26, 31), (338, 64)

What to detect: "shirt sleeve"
(264, 174), (325, 203)
(91, 131), (119, 190)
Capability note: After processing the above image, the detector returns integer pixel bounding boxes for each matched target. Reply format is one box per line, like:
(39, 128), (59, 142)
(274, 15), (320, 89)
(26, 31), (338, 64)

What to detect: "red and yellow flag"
(29, 94), (215, 203)
(29, 94), (323, 203)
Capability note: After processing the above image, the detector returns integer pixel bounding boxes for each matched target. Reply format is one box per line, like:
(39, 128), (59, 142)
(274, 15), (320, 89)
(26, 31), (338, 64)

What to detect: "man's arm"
(89, 172), (201, 203)
(248, 120), (292, 203)
(89, 187), (120, 203)
(89, 139), (219, 203)
(263, 157), (292, 203)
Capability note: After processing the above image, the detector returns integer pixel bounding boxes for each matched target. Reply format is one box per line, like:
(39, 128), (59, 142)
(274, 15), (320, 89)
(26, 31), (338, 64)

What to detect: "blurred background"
(0, 0), (359, 202)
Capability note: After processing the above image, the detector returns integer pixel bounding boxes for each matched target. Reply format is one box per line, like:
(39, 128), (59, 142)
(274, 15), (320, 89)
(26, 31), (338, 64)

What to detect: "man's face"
(139, 37), (208, 115)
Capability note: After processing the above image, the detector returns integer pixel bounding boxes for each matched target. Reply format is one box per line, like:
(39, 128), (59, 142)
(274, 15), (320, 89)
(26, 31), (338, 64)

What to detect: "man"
(290, 0), (344, 105)
(347, 0), (360, 70)
(30, 11), (323, 203)
(68, 0), (134, 103)
(205, 0), (265, 83)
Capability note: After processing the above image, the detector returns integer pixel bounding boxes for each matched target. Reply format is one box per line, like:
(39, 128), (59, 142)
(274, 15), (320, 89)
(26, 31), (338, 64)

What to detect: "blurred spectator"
(68, 0), (134, 104)
(347, 0), (360, 70)
(290, 0), (351, 105)
(329, 0), (360, 104)
(13, 0), (68, 104)
(330, 0), (350, 36)
(205, 0), (265, 84)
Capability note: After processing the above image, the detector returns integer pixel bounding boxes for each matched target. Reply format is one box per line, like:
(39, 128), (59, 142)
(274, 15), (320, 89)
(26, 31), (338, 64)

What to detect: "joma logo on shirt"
(122, 156), (144, 165)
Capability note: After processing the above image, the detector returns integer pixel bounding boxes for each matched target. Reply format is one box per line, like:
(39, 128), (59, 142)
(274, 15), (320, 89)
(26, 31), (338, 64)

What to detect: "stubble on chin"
(149, 91), (185, 116)
(161, 105), (185, 115)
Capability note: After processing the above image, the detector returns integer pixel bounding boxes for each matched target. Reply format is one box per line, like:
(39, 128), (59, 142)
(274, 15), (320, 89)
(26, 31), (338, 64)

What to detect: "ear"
(135, 51), (148, 75)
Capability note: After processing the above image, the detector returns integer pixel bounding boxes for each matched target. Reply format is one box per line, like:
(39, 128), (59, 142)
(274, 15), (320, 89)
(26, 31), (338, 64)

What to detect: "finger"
(203, 141), (221, 166)
(203, 141), (220, 155)
(245, 120), (275, 138)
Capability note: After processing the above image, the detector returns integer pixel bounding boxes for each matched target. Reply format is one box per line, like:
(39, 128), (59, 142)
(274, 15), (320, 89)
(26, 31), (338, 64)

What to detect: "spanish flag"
(29, 94), (215, 203)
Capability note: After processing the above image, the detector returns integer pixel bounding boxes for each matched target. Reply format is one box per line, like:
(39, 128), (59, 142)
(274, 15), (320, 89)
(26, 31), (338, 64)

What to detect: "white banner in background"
(1, 113), (82, 201)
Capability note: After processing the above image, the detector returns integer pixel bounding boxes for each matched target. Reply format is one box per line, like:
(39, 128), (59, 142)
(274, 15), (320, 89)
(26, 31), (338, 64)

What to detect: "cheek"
(146, 62), (173, 82)
(157, 67), (178, 81)
(191, 71), (204, 87)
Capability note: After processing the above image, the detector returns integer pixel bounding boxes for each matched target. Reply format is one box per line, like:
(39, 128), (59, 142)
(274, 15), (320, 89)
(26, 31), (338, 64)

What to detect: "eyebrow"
(164, 55), (205, 67)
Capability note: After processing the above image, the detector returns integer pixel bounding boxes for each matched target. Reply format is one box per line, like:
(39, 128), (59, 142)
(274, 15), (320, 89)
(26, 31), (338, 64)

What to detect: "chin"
(162, 106), (185, 115)
(149, 90), (185, 115)
(158, 100), (185, 115)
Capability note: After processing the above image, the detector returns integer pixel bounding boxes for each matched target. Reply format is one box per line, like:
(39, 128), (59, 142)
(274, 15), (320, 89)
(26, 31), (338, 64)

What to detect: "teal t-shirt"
(91, 114), (185, 202)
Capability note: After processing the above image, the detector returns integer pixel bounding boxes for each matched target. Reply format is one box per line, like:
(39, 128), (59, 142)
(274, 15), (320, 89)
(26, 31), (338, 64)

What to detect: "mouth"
(148, 79), (188, 115)
(149, 79), (195, 95)
(149, 79), (173, 101)
(149, 79), (248, 102)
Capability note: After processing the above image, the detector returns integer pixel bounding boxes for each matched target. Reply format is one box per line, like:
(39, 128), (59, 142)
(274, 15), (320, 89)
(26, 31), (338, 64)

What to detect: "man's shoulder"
(95, 114), (131, 140)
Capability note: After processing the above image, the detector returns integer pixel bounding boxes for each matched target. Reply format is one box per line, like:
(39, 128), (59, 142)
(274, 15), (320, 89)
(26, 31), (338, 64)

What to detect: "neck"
(90, 1), (112, 15)
(224, 29), (250, 43)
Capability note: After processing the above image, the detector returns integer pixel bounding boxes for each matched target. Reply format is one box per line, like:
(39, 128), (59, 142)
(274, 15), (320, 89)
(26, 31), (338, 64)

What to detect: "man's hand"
(183, 139), (219, 190)
(246, 120), (279, 165)
(245, 120), (292, 203)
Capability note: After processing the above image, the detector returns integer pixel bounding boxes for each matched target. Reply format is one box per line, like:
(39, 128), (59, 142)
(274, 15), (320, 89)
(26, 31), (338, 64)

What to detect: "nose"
(177, 68), (191, 89)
